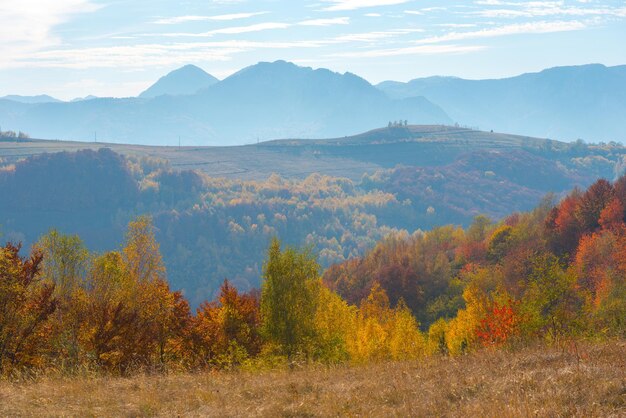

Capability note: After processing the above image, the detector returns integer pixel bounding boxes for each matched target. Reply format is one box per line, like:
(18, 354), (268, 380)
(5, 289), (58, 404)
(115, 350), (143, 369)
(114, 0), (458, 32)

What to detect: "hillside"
(378, 64), (626, 143)
(1, 126), (625, 304)
(139, 65), (219, 98)
(0, 61), (449, 145)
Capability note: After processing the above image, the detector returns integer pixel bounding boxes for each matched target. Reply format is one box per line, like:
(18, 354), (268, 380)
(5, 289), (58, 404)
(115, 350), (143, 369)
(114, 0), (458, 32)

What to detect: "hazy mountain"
(71, 95), (98, 102)
(178, 60), (450, 142)
(0, 61), (450, 145)
(1, 94), (62, 104)
(377, 64), (626, 143)
(138, 64), (219, 98)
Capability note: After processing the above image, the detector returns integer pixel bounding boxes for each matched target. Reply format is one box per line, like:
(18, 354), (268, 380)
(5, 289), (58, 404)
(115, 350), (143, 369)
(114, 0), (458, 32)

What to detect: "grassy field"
(1, 341), (623, 417)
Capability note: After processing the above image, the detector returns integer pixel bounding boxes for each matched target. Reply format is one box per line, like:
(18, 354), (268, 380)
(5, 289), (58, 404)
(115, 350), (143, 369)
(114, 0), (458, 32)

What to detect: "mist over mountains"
(0, 62), (624, 145)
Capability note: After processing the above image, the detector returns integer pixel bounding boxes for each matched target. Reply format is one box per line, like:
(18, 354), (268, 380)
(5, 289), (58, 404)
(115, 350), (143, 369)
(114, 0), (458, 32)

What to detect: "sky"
(0, 0), (625, 100)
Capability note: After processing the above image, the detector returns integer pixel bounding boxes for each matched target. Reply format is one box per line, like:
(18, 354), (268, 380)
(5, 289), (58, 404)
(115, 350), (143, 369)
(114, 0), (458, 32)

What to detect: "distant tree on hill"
(387, 120), (409, 128)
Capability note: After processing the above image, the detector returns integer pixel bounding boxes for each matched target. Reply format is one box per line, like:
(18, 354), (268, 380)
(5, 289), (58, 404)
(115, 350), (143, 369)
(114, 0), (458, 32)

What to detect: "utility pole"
(179, 136), (181, 149)
(94, 131), (97, 143)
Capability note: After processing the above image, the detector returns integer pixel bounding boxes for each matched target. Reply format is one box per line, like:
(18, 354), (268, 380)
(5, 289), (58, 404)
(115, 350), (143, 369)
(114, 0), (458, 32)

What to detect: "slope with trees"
(1, 138), (625, 306)
(0, 176), (624, 377)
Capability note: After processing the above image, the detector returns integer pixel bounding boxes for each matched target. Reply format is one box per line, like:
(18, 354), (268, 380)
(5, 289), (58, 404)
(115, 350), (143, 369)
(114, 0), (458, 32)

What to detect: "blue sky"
(1, 0), (625, 100)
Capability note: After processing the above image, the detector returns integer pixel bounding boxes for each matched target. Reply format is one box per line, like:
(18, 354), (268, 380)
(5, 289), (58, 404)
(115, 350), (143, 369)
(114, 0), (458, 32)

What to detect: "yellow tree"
(121, 216), (187, 367)
(389, 300), (426, 361)
(314, 285), (356, 363)
(122, 215), (165, 284)
(445, 284), (489, 355)
(349, 283), (392, 362)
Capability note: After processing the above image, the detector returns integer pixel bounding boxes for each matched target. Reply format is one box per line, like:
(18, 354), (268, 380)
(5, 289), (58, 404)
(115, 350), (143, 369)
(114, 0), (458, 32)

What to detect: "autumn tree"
(189, 280), (260, 368)
(122, 215), (165, 284)
(314, 285), (355, 363)
(476, 298), (519, 347)
(81, 217), (187, 372)
(576, 179), (614, 232)
(0, 243), (56, 374)
(81, 251), (147, 372)
(545, 190), (583, 255)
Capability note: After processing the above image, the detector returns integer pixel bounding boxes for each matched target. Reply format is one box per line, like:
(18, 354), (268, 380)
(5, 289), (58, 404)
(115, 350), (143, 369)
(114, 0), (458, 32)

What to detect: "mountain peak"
(221, 60), (372, 90)
(139, 65), (219, 98)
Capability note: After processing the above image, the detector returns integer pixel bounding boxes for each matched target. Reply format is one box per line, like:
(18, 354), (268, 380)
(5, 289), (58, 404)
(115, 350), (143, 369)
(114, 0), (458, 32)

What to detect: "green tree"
(260, 238), (320, 362)
(36, 230), (89, 299)
(35, 230), (89, 368)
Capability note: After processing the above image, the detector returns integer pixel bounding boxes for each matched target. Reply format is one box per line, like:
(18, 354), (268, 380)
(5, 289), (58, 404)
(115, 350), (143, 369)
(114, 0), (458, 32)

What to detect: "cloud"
(414, 20), (587, 44)
(153, 17), (351, 38)
(331, 43), (486, 58)
(0, 0), (100, 67)
(299, 17), (350, 26)
(153, 12), (268, 25)
(320, 0), (410, 12)
(334, 28), (424, 42)
(159, 22), (291, 38)
(12, 40), (334, 70)
(470, 1), (626, 18)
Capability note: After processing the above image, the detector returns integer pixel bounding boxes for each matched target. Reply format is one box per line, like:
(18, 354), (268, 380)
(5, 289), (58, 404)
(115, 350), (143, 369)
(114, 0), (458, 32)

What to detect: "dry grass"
(0, 341), (624, 417)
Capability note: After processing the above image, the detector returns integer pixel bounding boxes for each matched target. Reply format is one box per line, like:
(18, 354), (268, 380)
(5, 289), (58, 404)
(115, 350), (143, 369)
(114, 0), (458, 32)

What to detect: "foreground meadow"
(1, 341), (623, 417)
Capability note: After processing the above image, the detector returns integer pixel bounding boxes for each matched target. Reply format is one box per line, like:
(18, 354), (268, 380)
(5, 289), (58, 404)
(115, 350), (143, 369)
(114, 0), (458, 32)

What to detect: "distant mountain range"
(1, 94), (62, 104)
(378, 64), (626, 143)
(0, 61), (449, 145)
(0, 62), (624, 145)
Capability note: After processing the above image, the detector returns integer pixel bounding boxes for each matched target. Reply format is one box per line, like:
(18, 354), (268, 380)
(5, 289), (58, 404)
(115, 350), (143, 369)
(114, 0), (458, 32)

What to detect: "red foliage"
(475, 299), (519, 347)
(577, 179), (614, 231)
(599, 198), (625, 232)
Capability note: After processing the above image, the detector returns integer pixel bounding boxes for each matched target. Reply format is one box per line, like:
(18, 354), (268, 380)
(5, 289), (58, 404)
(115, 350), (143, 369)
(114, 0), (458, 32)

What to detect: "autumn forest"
(2, 172), (624, 376)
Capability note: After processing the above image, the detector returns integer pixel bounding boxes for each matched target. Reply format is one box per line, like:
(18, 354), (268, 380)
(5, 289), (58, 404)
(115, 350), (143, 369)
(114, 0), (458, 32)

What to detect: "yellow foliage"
(314, 285), (356, 363)
(389, 301), (426, 361)
(427, 318), (449, 355)
(445, 285), (489, 355)
(347, 284), (425, 363)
